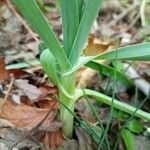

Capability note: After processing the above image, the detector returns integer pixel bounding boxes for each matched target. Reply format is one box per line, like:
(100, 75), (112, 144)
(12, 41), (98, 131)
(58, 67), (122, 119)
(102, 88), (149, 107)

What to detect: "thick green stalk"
(59, 73), (76, 138)
(75, 89), (150, 121)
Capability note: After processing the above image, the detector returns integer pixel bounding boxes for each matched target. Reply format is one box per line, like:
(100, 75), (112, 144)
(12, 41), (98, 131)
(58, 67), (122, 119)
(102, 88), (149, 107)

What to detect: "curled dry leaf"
(83, 35), (113, 56)
(14, 79), (41, 102)
(77, 35), (113, 88)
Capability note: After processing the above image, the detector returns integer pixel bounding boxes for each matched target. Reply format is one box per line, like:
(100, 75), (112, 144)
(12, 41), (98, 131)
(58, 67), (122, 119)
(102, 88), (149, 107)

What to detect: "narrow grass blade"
(12, 0), (70, 71)
(82, 88), (110, 149)
(61, 0), (80, 57)
(95, 43), (150, 61)
(86, 61), (133, 87)
(6, 59), (40, 70)
(121, 129), (135, 150)
(69, 0), (103, 65)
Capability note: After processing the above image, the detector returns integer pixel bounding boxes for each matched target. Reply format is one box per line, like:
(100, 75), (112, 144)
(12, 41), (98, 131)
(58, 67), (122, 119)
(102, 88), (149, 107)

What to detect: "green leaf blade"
(126, 119), (143, 133)
(77, 0), (84, 20)
(12, 0), (70, 71)
(95, 43), (150, 61)
(40, 49), (60, 85)
(86, 61), (133, 87)
(69, 0), (103, 65)
(61, 0), (80, 57)
(121, 129), (135, 150)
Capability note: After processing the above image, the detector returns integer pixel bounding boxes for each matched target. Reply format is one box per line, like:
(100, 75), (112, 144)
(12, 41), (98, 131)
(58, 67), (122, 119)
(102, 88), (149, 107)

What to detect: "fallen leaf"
(77, 67), (98, 88)
(0, 128), (40, 149)
(75, 127), (95, 150)
(76, 98), (96, 123)
(83, 35), (113, 56)
(38, 121), (62, 132)
(135, 135), (150, 150)
(34, 85), (58, 104)
(0, 57), (8, 81)
(0, 98), (6, 115)
(14, 79), (41, 102)
(41, 130), (64, 149)
(56, 140), (78, 150)
(0, 118), (15, 128)
(0, 100), (58, 130)
(77, 35), (113, 88)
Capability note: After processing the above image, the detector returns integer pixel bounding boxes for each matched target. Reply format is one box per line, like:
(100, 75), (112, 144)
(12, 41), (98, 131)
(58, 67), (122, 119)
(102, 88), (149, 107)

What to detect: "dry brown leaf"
(56, 140), (78, 150)
(34, 85), (58, 103)
(0, 128), (40, 149)
(0, 100), (58, 130)
(41, 130), (64, 149)
(76, 98), (96, 123)
(75, 127), (95, 150)
(0, 98), (6, 115)
(77, 67), (98, 88)
(0, 57), (8, 81)
(0, 118), (15, 128)
(14, 79), (41, 101)
(77, 35), (113, 88)
(83, 35), (113, 56)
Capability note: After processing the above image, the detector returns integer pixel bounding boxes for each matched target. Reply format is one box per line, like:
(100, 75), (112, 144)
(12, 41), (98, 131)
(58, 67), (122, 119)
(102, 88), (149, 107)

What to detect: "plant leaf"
(64, 43), (150, 75)
(121, 129), (135, 150)
(12, 0), (70, 71)
(40, 49), (60, 85)
(86, 61), (133, 87)
(126, 119), (143, 133)
(77, 0), (84, 20)
(61, 0), (80, 57)
(95, 43), (150, 61)
(62, 56), (94, 77)
(69, 0), (103, 65)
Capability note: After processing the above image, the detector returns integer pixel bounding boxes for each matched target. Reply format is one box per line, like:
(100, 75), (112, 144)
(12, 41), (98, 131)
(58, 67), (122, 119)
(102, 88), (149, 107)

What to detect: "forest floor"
(0, 0), (149, 150)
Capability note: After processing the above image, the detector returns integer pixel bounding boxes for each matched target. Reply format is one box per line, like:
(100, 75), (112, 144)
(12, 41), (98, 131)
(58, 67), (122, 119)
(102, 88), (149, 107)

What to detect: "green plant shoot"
(12, 0), (150, 138)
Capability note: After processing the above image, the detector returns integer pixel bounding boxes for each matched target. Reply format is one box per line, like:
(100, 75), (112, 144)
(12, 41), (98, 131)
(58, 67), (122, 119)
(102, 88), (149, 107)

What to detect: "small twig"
(0, 75), (14, 114)
(9, 101), (57, 150)
(4, 75), (15, 102)
(6, 0), (40, 44)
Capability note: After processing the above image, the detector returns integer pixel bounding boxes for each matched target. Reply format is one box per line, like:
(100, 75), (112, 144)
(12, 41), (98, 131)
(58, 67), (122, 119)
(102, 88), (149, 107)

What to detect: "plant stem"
(59, 73), (76, 138)
(75, 89), (150, 121)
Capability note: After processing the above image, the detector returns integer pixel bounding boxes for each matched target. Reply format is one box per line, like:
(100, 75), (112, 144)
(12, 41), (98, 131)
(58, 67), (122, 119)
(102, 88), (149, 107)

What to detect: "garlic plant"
(12, 0), (150, 138)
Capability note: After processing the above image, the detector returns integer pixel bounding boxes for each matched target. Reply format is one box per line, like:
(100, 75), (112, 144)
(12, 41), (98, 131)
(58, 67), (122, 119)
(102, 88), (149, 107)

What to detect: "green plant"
(12, 0), (150, 138)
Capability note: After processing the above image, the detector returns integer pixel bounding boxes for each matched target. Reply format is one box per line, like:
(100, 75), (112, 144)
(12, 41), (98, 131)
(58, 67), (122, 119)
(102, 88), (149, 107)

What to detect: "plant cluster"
(12, 0), (150, 139)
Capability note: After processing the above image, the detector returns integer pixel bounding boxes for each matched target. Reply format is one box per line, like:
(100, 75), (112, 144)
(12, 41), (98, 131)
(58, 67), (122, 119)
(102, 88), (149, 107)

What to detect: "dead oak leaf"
(0, 101), (58, 130)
